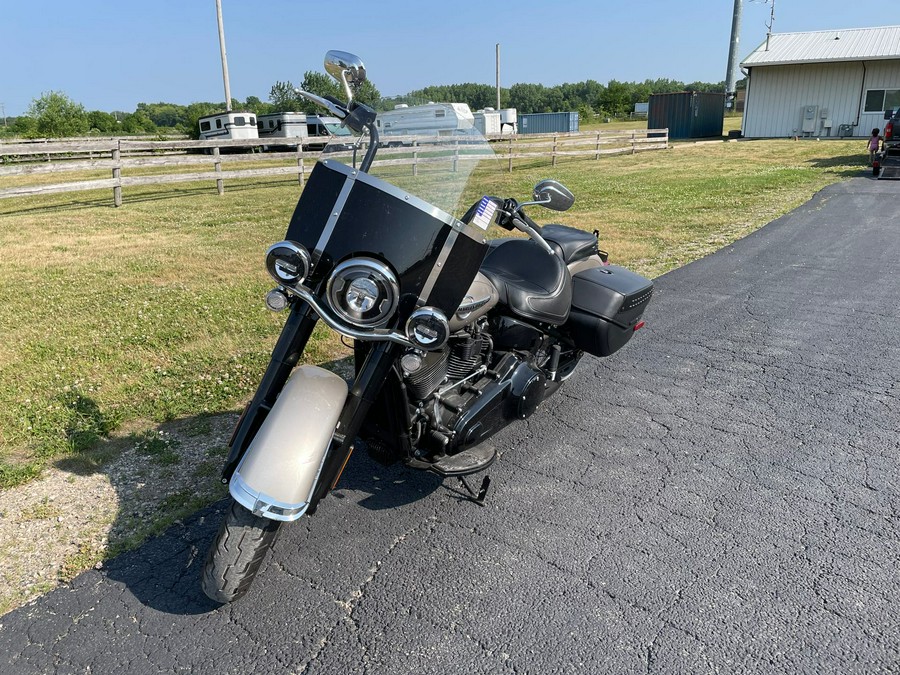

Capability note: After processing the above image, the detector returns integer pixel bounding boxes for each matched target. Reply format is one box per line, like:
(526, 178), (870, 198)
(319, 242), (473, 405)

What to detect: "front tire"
(201, 499), (282, 604)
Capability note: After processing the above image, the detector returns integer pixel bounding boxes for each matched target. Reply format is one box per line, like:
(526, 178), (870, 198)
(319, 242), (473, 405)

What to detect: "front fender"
(230, 365), (348, 521)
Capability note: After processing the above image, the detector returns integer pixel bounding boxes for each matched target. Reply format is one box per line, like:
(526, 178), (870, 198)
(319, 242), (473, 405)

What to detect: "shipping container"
(518, 112), (579, 135)
(648, 92), (725, 139)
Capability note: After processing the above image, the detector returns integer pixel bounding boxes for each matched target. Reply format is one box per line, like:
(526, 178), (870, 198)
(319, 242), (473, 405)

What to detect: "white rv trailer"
(198, 111), (259, 141)
(375, 103), (475, 143)
(256, 112), (353, 150)
(498, 108), (518, 135)
(474, 109), (502, 136)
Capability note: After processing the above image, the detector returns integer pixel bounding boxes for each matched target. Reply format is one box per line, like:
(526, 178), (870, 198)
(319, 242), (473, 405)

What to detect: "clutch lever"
(294, 88), (348, 119)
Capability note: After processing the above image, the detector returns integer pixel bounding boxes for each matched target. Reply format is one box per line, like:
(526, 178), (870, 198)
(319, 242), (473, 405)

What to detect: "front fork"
(222, 299), (399, 511)
(222, 301), (318, 482)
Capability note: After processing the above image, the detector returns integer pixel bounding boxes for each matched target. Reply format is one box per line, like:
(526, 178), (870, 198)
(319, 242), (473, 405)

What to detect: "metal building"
(741, 26), (900, 138)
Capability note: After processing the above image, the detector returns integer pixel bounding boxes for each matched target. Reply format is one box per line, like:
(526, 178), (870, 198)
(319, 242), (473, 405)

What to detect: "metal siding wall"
(859, 60), (900, 133)
(518, 112), (580, 134)
(744, 61), (900, 137)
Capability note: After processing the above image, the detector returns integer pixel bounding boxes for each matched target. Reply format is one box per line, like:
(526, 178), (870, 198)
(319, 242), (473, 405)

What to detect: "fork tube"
(222, 301), (318, 480)
(309, 340), (398, 507)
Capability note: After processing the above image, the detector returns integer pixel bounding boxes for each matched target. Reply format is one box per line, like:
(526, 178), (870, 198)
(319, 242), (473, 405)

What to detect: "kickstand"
(457, 475), (491, 506)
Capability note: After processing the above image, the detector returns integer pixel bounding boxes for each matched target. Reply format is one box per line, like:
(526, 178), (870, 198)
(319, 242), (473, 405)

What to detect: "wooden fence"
(0, 129), (668, 207)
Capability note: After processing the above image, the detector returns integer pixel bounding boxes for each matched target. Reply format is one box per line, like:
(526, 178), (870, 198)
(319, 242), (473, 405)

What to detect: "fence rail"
(0, 130), (668, 206)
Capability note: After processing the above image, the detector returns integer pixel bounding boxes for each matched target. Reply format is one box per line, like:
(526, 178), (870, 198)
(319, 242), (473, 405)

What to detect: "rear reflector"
(633, 321), (645, 331)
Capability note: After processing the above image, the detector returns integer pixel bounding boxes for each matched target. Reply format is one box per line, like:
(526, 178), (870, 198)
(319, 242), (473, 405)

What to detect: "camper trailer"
(256, 112), (353, 150)
(498, 108), (518, 135)
(375, 103), (475, 143)
(198, 111), (259, 142)
(474, 109), (502, 136)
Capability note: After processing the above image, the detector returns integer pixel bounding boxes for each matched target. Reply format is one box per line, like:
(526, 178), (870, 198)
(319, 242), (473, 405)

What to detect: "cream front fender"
(230, 365), (348, 521)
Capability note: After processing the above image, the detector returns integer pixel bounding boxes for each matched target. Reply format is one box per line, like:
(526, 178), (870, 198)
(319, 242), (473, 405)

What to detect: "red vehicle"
(884, 110), (900, 152)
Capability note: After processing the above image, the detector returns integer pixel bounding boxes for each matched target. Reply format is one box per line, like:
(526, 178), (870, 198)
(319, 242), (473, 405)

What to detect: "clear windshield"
(322, 122), (352, 136)
(319, 104), (497, 220)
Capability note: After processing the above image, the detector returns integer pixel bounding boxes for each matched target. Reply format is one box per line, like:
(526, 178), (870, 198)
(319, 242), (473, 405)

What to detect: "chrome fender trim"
(230, 365), (349, 522)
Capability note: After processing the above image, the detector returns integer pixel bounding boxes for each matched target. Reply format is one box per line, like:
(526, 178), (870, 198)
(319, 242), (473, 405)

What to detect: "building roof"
(742, 25), (900, 68)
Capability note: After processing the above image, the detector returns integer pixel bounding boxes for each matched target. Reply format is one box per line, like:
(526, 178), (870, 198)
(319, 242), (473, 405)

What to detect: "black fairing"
(284, 160), (488, 323)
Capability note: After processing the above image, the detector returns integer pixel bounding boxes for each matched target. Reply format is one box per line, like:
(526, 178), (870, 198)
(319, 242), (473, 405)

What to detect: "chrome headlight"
(265, 241), (310, 287)
(326, 258), (399, 327)
(406, 307), (450, 350)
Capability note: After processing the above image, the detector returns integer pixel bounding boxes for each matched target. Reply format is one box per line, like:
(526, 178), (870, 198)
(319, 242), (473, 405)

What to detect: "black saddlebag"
(564, 265), (653, 357)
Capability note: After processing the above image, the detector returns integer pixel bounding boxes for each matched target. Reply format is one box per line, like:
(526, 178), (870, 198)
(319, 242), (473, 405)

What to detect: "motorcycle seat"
(541, 224), (598, 264)
(480, 238), (572, 325)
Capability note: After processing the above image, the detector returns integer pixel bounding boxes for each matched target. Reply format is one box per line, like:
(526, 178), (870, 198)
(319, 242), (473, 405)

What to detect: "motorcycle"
(201, 51), (654, 603)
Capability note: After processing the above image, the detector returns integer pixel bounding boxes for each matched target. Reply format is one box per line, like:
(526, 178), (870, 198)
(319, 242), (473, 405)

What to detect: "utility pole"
(725, 0), (743, 110)
(765, 0), (775, 51)
(0, 103), (6, 127)
(496, 44), (501, 110)
(215, 0), (233, 111)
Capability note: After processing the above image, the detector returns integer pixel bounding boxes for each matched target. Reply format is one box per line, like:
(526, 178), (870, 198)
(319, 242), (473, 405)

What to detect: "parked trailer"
(474, 109), (502, 136)
(499, 108), (518, 135)
(375, 103), (475, 144)
(256, 112), (353, 150)
(198, 111), (259, 142)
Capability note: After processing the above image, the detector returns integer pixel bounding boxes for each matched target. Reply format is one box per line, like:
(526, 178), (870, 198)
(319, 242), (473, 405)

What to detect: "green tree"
(26, 91), (89, 138)
(87, 110), (119, 134)
(121, 110), (157, 134)
(599, 80), (631, 118)
(269, 80), (303, 112)
(243, 96), (272, 116)
(178, 102), (221, 139)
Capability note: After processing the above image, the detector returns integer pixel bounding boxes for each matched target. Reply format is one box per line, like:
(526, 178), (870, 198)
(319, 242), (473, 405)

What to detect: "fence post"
(507, 137), (513, 173)
(213, 146), (224, 195)
(453, 139), (459, 173)
(112, 141), (122, 207)
(413, 141), (418, 176)
(296, 144), (304, 187)
(595, 132), (601, 160)
(631, 131), (636, 155)
(552, 134), (558, 167)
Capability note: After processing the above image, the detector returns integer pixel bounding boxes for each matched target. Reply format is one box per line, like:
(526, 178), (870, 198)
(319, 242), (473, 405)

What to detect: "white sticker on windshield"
(471, 196), (496, 231)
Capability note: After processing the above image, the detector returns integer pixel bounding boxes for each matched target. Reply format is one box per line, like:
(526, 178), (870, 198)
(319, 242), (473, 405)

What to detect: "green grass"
(0, 137), (866, 487)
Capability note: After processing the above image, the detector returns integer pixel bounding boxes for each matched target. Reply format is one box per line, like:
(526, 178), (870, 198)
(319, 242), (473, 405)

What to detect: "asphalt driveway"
(1, 176), (899, 674)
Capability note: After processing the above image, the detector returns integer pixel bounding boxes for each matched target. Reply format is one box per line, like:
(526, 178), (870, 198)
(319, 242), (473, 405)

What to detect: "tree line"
(2, 72), (742, 139)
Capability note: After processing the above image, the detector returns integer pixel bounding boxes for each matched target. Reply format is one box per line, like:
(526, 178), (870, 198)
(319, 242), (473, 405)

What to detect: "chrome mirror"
(533, 179), (575, 212)
(324, 50), (367, 101)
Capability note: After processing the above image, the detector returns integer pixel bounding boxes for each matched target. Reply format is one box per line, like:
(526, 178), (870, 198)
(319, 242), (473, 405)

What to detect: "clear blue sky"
(0, 0), (887, 116)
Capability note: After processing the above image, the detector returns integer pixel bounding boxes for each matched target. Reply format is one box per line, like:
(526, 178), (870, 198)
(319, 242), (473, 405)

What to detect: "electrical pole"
(0, 103), (6, 127)
(496, 44), (501, 110)
(215, 0), (233, 111)
(765, 0), (775, 51)
(725, 0), (743, 109)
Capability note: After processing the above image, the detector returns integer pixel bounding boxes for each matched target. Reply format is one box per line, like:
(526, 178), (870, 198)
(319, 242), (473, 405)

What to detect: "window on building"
(434, 109), (446, 118)
(249, 117), (256, 126)
(200, 121), (211, 131)
(234, 116), (246, 126)
(216, 119), (222, 129)
(865, 89), (900, 112)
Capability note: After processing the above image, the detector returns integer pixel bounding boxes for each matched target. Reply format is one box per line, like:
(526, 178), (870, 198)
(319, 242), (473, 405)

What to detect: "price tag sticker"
(471, 196), (498, 231)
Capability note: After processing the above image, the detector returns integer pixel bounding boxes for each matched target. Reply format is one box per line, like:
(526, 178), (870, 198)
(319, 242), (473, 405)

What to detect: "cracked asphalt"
(2, 176), (899, 674)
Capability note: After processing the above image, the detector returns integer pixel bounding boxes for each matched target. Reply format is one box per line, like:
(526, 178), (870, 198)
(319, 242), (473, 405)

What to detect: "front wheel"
(201, 499), (282, 604)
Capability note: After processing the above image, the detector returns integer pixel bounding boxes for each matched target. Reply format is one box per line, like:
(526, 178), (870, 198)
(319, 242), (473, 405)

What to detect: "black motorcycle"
(201, 51), (653, 603)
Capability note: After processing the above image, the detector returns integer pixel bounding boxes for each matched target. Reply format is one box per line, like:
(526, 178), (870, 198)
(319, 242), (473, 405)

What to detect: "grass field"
(0, 137), (865, 488)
